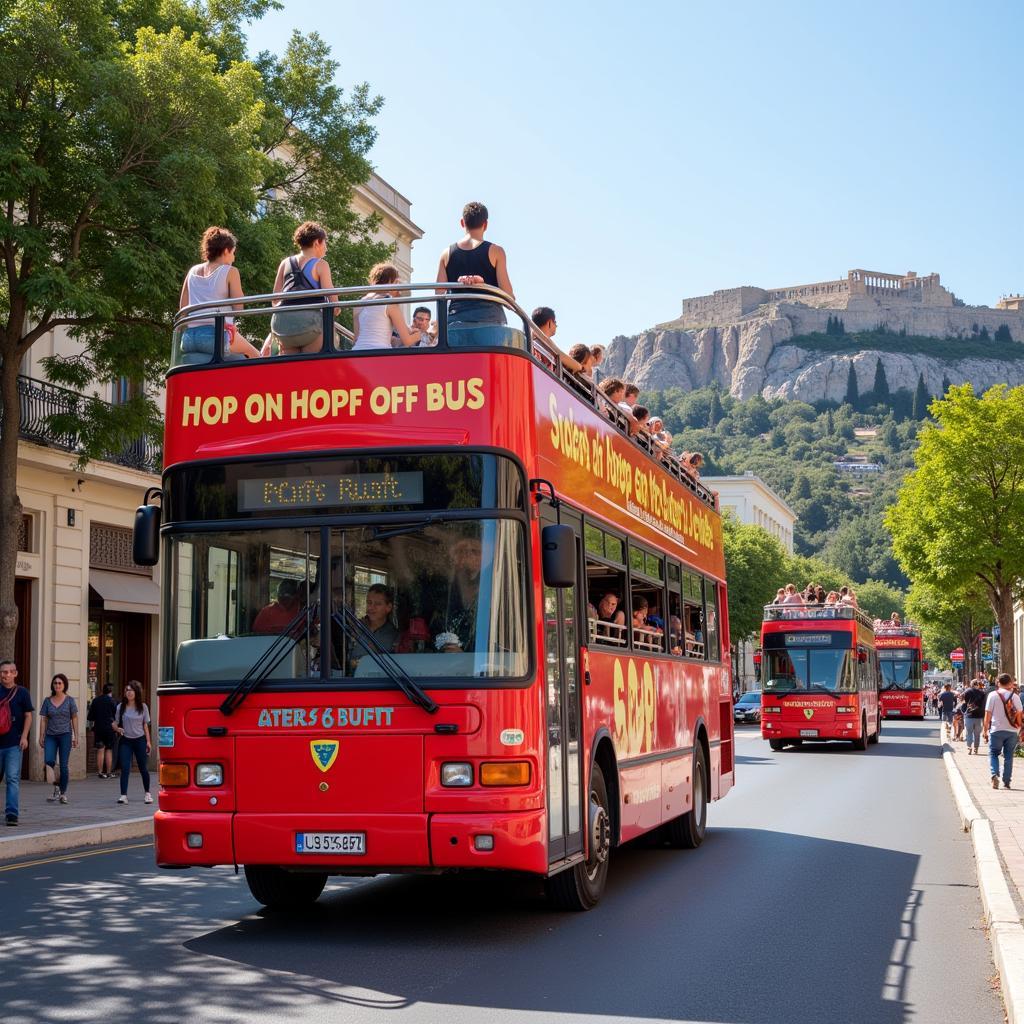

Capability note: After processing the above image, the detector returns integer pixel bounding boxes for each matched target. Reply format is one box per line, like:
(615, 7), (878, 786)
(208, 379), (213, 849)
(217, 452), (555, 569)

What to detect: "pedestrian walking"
(87, 683), (118, 778)
(0, 659), (33, 826)
(937, 683), (957, 740)
(37, 673), (79, 804)
(961, 678), (986, 754)
(112, 681), (153, 804)
(983, 673), (1023, 790)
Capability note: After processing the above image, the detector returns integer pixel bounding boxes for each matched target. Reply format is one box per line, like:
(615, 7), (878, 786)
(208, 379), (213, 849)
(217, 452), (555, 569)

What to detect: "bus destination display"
(238, 471), (424, 511)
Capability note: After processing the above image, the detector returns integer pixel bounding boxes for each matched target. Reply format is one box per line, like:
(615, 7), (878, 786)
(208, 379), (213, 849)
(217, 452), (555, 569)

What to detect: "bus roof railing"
(762, 603), (875, 630)
(172, 281), (718, 510)
(874, 623), (921, 637)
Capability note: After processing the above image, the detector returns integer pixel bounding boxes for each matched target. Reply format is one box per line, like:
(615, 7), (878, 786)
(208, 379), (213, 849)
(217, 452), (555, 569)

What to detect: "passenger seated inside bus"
(252, 578), (302, 633)
(588, 590), (626, 646)
(631, 593), (664, 653)
(684, 605), (704, 657)
(346, 583), (399, 671)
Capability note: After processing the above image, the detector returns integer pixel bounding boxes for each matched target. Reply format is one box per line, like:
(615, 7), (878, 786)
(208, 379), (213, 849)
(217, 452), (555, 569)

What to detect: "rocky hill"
(605, 299), (1024, 403)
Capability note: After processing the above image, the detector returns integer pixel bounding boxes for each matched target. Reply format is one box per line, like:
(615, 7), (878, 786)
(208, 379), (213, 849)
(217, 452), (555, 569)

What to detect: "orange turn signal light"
(159, 763), (189, 787)
(479, 761), (531, 786)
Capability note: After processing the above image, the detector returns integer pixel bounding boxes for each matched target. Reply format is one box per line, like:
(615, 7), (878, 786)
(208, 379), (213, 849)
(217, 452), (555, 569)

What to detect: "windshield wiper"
(371, 515), (443, 542)
(767, 685), (840, 698)
(220, 602), (318, 716)
(333, 605), (438, 714)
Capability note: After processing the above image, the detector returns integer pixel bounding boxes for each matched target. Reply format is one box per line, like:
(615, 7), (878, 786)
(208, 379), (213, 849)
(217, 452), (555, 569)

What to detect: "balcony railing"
(14, 374), (161, 474)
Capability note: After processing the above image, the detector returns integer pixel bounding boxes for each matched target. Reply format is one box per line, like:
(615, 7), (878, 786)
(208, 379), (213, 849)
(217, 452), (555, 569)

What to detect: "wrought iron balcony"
(15, 374), (161, 474)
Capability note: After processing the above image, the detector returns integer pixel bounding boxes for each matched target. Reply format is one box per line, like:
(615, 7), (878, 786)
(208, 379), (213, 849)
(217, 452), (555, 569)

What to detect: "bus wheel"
(244, 865), (327, 910)
(870, 714), (881, 744)
(666, 745), (708, 849)
(768, 739), (785, 752)
(546, 764), (611, 911)
(852, 716), (869, 751)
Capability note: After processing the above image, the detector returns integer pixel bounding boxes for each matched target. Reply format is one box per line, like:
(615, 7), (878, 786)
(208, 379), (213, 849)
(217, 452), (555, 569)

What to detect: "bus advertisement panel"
(759, 606), (881, 751)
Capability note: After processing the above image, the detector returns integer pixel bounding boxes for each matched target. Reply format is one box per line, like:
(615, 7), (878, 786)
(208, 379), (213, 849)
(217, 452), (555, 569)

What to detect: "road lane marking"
(0, 841), (153, 872)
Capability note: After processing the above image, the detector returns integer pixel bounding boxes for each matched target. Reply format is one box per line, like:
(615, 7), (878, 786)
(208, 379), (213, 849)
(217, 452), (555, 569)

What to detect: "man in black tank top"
(436, 202), (514, 326)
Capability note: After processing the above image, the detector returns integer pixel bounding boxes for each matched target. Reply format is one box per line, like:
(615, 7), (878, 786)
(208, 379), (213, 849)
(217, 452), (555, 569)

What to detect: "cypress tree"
(708, 389), (724, 428)
(941, 374), (952, 396)
(844, 361), (859, 408)
(913, 373), (930, 419)
(995, 323), (1012, 343)
(872, 358), (890, 403)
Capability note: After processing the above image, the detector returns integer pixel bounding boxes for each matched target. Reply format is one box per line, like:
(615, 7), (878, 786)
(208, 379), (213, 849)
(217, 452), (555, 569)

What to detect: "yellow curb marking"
(0, 841), (153, 872)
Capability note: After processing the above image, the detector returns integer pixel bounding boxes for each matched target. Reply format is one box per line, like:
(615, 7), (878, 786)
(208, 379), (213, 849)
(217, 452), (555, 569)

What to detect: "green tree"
(783, 553), (851, 596)
(872, 358), (890, 403)
(722, 514), (788, 642)
(906, 579), (989, 677)
(941, 375), (952, 396)
(887, 384), (1024, 672)
(912, 372), (930, 419)
(707, 388), (724, 428)
(995, 323), (1013, 344)
(855, 579), (905, 621)
(844, 361), (860, 408)
(0, 0), (388, 657)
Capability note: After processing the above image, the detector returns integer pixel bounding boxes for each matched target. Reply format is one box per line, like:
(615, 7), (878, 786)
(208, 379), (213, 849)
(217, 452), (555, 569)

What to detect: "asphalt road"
(0, 718), (1001, 1024)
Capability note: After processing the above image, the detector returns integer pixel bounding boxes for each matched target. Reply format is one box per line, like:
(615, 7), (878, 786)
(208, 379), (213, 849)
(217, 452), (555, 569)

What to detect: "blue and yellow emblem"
(310, 740), (340, 772)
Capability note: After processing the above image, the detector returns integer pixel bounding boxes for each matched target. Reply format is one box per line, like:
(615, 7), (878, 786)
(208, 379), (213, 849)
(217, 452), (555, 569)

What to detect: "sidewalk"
(0, 774), (155, 861)
(946, 729), (1024, 908)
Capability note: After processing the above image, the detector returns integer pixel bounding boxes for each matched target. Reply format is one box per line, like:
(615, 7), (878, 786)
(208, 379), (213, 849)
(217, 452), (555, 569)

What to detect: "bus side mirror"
(133, 499), (162, 567)
(541, 524), (576, 588)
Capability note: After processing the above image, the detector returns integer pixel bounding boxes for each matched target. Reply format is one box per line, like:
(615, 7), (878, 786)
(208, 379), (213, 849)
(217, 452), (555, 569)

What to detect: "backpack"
(0, 688), (15, 735)
(997, 690), (1023, 730)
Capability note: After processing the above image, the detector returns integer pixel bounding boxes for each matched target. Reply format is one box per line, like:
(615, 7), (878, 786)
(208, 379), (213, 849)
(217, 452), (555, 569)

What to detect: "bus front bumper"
(154, 810), (547, 874)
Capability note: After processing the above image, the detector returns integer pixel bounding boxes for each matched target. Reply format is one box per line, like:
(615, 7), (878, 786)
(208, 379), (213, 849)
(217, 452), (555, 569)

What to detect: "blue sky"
(247, 1), (1022, 347)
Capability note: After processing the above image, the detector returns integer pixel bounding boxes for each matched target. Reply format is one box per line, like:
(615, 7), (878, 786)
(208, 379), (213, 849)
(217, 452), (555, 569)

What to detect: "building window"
(17, 514), (33, 554)
(90, 524), (152, 577)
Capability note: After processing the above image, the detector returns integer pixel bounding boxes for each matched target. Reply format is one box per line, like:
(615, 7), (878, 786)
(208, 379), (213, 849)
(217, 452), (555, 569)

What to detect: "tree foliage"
(906, 578), (989, 674)
(0, 0), (391, 657)
(887, 384), (1024, 671)
(844, 362), (859, 407)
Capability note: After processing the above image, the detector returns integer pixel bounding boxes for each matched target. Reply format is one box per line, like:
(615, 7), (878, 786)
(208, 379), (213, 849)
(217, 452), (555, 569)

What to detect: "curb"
(0, 817), (153, 862)
(943, 738), (1024, 1024)
(942, 741), (981, 830)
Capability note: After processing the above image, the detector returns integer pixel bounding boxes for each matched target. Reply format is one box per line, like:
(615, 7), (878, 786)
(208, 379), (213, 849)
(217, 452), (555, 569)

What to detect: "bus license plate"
(889, 709), (901, 715)
(295, 832), (365, 855)
(799, 729), (818, 737)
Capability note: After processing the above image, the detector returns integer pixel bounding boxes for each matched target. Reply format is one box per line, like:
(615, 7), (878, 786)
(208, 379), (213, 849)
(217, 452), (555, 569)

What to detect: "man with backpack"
(0, 659), (34, 826)
(983, 673), (1023, 790)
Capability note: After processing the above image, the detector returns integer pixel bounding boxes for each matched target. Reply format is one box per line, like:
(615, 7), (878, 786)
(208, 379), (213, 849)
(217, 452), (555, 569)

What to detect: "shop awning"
(89, 569), (160, 615)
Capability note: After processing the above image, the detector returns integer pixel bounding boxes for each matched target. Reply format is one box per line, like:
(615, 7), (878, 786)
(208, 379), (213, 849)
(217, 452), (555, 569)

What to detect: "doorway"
(14, 579), (32, 779)
(541, 506), (584, 862)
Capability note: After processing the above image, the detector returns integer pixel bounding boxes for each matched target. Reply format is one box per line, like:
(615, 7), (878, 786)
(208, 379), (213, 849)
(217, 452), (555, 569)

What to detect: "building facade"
(12, 171), (422, 784)
(704, 472), (796, 553)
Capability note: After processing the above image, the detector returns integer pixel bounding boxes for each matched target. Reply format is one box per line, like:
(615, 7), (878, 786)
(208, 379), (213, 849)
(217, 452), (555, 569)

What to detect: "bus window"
(668, 588), (684, 656)
(586, 560), (628, 648)
(205, 545), (239, 638)
(763, 648), (855, 693)
(631, 584), (665, 653)
(703, 580), (720, 662)
(684, 603), (704, 658)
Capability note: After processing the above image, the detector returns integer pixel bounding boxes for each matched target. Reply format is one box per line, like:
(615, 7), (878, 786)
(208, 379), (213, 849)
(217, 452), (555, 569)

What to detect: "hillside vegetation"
(642, 383), (922, 591)
(782, 324), (1022, 362)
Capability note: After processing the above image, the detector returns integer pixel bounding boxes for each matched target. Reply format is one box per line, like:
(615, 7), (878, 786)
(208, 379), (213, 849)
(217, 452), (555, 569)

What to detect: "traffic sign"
(950, 647), (964, 663)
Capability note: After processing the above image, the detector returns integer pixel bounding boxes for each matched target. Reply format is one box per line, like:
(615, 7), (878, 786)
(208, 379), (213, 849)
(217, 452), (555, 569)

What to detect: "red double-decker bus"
(759, 604), (882, 750)
(134, 282), (734, 911)
(876, 624), (925, 719)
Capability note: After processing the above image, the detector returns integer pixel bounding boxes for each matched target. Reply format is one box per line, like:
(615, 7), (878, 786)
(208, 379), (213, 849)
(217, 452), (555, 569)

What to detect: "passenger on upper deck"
(411, 306), (436, 347)
(568, 343), (595, 378)
(648, 417), (672, 449)
(179, 227), (261, 360)
(598, 377), (626, 414)
(266, 221), (337, 355)
(772, 588), (786, 605)
(617, 383), (640, 417)
(351, 263), (425, 351)
(680, 451), (704, 479)
(781, 583), (804, 606)
(532, 306), (583, 373)
(437, 201), (513, 327)
(590, 345), (606, 373)
(825, 591), (839, 606)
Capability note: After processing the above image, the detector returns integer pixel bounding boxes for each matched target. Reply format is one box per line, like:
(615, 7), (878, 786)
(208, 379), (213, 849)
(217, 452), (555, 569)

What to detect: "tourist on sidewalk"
(937, 683), (957, 739)
(982, 672), (1022, 790)
(960, 678), (986, 754)
(112, 681), (153, 804)
(0, 660), (33, 826)
(37, 673), (79, 804)
(87, 683), (117, 778)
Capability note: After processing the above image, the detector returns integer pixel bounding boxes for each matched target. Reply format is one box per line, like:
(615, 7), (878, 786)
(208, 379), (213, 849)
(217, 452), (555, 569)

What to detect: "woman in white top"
(351, 263), (425, 351)
(179, 227), (260, 360)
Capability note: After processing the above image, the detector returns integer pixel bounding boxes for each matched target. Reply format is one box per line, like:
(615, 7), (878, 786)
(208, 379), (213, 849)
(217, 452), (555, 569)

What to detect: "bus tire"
(545, 764), (611, 911)
(870, 713), (881, 744)
(244, 865), (327, 910)
(768, 739), (785, 752)
(852, 715), (868, 751)
(666, 745), (708, 849)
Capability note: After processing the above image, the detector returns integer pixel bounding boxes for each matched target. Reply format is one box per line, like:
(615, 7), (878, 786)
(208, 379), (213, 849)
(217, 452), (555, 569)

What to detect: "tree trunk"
(0, 354), (23, 661)
(994, 588), (1015, 676)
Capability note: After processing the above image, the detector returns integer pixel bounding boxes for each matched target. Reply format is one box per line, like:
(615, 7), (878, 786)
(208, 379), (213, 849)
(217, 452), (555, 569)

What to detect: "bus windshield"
(879, 650), (922, 690)
(763, 648), (855, 694)
(164, 518), (529, 684)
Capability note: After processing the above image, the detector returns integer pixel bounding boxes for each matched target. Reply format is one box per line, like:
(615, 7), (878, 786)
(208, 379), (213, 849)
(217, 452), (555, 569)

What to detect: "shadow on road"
(183, 828), (917, 1024)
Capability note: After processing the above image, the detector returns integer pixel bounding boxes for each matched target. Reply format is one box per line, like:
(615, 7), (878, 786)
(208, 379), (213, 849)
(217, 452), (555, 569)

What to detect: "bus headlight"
(441, 762), (473, 787)
(195, 763), (224, 787)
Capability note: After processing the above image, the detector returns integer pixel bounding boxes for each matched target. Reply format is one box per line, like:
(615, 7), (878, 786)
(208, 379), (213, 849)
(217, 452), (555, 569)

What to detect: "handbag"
(0, 688), (15, 735)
